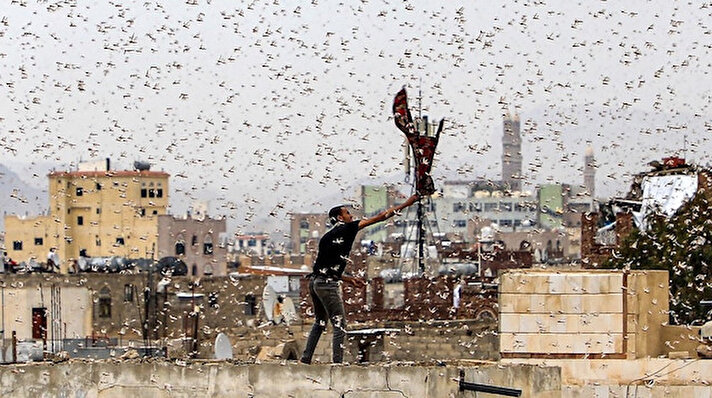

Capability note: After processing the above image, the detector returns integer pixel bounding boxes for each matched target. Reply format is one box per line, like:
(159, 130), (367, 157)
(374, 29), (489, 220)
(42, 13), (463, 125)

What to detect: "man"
(47, 247), (60, 272)
(300, 193), (419, 364)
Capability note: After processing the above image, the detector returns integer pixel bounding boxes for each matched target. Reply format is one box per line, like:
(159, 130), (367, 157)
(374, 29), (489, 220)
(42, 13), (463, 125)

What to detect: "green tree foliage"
(603, 193), (712, 325)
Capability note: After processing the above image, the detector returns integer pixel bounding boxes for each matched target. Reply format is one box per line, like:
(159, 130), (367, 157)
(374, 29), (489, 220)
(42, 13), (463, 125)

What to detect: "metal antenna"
(418, 78), (422, 120)
(683, 134), (688, 160)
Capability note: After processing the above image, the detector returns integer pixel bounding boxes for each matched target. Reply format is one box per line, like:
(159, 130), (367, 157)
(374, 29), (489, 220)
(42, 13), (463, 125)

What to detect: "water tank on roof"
(133, 161), (151, 171)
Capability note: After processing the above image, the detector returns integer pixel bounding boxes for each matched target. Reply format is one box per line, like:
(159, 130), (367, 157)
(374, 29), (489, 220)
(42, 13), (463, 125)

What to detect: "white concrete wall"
(1, 286), (91, 341)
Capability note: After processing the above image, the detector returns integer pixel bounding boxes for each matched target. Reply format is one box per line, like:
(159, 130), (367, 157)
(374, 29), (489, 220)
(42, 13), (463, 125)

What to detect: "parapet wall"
(0, 361), (561, 398)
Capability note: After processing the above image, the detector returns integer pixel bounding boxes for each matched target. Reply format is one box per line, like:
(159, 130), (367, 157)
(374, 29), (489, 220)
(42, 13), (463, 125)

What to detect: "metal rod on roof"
(459, 370), (522, 397)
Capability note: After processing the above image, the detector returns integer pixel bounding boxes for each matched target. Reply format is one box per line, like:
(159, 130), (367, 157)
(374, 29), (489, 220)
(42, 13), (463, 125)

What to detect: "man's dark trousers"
(300, 276), (346, 363)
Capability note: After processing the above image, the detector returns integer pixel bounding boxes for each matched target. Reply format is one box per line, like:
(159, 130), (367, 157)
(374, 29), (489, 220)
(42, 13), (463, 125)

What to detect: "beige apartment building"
(4, 167), (169, 273)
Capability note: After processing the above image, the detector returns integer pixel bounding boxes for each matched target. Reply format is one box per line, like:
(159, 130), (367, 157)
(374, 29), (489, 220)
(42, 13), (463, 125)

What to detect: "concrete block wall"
(499, 269), (670, 358)
(170, 320), (499, 364)
(0, 361), (561, 398)
(505, 357), (712, 398)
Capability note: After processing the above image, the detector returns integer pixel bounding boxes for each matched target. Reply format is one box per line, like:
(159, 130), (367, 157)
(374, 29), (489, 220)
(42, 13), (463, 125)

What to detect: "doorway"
(32, 307), (47, 340)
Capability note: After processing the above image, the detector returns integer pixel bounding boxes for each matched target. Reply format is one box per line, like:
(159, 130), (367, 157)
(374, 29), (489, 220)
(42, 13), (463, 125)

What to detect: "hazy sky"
(1, 0), (710, 234)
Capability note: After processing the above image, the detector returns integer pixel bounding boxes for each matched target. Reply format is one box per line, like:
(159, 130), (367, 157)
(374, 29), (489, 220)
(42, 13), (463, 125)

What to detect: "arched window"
(98, 287), (112, 318)
(192, 264), (198, 276)
(203, 234), (214, 255)
(175, 241), (186, 256)
(299, 220), (309, 229)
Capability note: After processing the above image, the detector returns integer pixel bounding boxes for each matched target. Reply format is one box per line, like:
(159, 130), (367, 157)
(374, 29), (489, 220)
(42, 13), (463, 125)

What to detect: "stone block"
(330, 366), (388, 394)
(249, 363), (331, 396)
(343, 392), (405, 398)
(294, 390), (340, 398)
(210, 365), (251, 397)
(386, 366), (429, 398)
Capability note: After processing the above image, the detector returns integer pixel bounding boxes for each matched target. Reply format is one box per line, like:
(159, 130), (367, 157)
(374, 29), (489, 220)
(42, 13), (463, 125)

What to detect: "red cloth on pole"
(393, 88), (442, 196)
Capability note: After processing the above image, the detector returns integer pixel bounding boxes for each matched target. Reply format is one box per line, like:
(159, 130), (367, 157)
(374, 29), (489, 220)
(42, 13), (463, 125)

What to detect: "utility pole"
(417, 197), (425, 274)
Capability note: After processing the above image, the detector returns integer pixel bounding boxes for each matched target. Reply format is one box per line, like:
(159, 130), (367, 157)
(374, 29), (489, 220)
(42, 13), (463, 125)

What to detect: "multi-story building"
(4, 162), (169, 272)
(434, 181), (538, 241)
(233, 233), (270, 256)
(502, 112), (522, 191)
(156, 214), (227, 276)
(361, 185), (400, 243)
(584, 145), (596, 198)
(289, 213), (329, 254)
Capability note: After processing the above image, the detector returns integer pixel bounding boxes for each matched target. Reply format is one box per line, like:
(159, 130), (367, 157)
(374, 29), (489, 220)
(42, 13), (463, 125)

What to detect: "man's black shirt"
(312, 220), (360, 280)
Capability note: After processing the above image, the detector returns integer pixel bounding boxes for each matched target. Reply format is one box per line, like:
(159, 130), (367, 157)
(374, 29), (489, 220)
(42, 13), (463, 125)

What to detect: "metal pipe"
(459, 370), (522, 397)
(1, 284), (5, 348)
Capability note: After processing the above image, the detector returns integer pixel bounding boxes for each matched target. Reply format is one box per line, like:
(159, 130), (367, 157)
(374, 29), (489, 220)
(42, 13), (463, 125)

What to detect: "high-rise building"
(502, 112), (522, 191)
(584, 146), (596, 198)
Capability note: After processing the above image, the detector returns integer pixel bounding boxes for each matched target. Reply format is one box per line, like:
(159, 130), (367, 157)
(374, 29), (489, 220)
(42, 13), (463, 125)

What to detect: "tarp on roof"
(634, 175), (698, 230)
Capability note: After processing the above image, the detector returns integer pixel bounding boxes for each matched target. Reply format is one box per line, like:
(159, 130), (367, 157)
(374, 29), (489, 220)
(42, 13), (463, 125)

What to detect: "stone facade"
(157, 215), (227, 276)
(0, 274), (266, 343)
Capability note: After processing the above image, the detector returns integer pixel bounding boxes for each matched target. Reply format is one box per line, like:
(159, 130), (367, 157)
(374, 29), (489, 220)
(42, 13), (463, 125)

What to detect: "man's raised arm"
(358, 194), (419, 230)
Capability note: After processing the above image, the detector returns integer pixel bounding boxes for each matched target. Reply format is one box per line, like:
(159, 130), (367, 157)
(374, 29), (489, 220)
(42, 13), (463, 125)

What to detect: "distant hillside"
(0, 164), (46, 231)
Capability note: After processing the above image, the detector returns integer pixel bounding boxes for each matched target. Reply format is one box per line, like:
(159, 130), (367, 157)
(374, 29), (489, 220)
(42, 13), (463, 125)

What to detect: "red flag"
(393, 88), (442, 196)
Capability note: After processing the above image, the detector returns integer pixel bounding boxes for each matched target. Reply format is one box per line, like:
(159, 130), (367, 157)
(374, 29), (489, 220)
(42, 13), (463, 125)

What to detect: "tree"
(603, 192), (712, 325)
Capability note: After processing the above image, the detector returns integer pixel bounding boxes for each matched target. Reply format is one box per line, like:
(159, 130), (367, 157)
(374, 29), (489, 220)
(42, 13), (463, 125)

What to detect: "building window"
(115, 237), (125, 246)
(299, 220), (309, 229)
(96, 182), (102, 191)
(248, 239), (257, 247)
(152, 210), (158, 215)
(148, 189), (156, 198)
(499, 219), (513, 227)
(156, 189), (163, 198)
(245, 294), (257, 315)
(484, 203), (498, 211)
(12, 241), (22, 251)
(140, 188), (147, 198)
(34, 237), (44, 246)
(191, 235), (198, 246)
(77, 216), (84, 225)
(208, 292), (218, 308)
(203, 235), (214, 255)
(139, 208), (146, 216)
(79, 249), (87, 257)
(469, 202), (483, 212)
(453, 220), (467, 228)
(453, 202), (466, 212)
(500, 202), (513, 212)
(96, 208), (101, 214)
(98, 287), (111, 318)
(76, 187), (83, 196)
(96, 235), (101, 246)
(124, 284), (134, 302)
(175, 241), (186, 256)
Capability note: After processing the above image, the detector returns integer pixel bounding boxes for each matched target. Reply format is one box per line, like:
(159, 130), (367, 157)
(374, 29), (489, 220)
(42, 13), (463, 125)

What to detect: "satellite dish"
(282, 297), (298, 325)
(133, 161), (151, 171)
(262, 285), (277, 322)
(77, 256), (89, 271)
(214, 332), (233, 360)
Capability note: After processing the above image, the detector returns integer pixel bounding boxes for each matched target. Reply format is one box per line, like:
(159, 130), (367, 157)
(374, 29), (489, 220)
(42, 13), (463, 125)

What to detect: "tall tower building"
(584, 146), (596, 197)
(502, 112), (522, 191)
